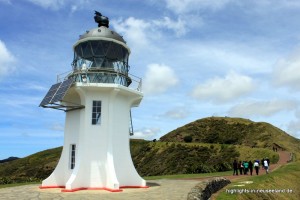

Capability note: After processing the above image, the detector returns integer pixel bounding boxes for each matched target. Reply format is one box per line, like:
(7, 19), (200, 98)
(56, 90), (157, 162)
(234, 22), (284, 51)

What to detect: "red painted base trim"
(39, 185), (149, 192)
(61, 187), (123, 192)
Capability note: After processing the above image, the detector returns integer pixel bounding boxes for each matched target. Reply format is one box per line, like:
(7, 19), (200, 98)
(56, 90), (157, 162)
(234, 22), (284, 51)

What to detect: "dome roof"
(78, 26), (126, 44)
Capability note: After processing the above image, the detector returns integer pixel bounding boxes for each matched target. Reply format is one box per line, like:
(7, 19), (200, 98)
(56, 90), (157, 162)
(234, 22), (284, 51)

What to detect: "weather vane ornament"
(94, 10), (109, 28)
(39, 11), (146, 192)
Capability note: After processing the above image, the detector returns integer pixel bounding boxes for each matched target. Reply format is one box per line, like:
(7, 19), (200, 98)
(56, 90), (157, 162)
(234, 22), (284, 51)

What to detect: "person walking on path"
(233, 160), (239, 175)
(254, 160), (260, 175)
(238, 161), (244, 175)
(263, 158), (269, 174)
(266, 157), (270, 171)
(248, 160), (253, 176)
(243, 161), (249, 175)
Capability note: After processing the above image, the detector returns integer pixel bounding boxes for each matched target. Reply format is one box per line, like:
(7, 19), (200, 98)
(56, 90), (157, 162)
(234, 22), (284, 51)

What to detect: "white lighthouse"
(39, 11), (147, 192)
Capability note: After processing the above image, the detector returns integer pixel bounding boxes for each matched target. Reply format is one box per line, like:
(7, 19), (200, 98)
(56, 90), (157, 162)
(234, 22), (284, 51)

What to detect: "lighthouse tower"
(39, 11), (146, 192)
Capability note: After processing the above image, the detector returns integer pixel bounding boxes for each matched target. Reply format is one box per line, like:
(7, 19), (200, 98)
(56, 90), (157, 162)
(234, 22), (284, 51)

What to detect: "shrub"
(184, 135), (193, 143)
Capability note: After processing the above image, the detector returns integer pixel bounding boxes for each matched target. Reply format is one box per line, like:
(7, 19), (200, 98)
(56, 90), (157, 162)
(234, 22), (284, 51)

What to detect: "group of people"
(232, 158), (270, 176)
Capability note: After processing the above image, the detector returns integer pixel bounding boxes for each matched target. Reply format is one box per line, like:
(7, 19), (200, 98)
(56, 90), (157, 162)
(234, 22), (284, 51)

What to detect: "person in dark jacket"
(248, 160), (253, 176)
(233, 160), (238, 175)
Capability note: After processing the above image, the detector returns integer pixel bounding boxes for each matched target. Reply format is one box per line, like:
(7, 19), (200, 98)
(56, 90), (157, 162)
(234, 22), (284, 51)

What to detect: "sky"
(1, 0), (300, 159)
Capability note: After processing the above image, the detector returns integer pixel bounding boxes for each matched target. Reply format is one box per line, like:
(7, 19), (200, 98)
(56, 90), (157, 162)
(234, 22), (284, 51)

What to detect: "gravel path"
(0, 179), (201, 200)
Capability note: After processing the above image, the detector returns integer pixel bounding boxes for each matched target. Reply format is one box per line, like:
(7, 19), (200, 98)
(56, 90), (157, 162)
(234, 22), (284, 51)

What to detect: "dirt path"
(224, 150), (290, 181)
(179, 151), (290, 182)
(209, 151), (291, 200)
(272, 151), (291, 164)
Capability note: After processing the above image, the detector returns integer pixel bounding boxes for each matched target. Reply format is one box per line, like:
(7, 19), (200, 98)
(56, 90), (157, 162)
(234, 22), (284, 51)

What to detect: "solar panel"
(39, 82), (62, 107)
(50, 79), (74, 103)
(39, 78), (74, 107)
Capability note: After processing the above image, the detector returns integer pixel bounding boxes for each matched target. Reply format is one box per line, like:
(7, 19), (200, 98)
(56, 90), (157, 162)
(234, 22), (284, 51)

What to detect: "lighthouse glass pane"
(72, 41), (131, 86)
(73, 41), (129, 71)
(93, 42), (104, 56)
(92, 101), (101, 125)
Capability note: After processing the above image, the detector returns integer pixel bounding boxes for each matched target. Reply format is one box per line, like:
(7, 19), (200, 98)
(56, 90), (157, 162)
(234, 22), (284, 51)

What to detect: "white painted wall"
(41, 83), (145, 191)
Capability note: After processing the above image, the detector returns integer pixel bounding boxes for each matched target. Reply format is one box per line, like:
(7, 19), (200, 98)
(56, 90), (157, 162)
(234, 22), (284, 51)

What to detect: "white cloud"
(1, 94), (41, 108)
(0, 40), (16, 79)
(164, 0), (234, 14)
(228, 100), (298, 117)
(112, 16), (190, 49)
(49, 123), (64, 131)
(26, 0), (66, 10)
(175, 40), (275, 75)
(131, 127), (160, 140)
(295, 110), (300, 118)
(252, 0), (300, 10)
(0, 0), (11, 4)
(70, 5), (77, 13)
(143, 63), (179, 95)
(272, 49), (300, 91)
(112, 17), (152, 50)
(24, 0), (92, 12)
(153, 16), (188, 37)
(164, 0), (300, 15)
(160, 106), (190, 119)
(24, 83), (48, 91)
(191, 71), (255, 103)
(21, 131), (63, 138)
(287, 109), (300, 138)
(287, 119), (300, 138)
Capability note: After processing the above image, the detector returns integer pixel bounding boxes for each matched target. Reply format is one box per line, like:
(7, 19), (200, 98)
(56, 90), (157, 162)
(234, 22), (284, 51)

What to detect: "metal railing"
(57, 69), (142, 92)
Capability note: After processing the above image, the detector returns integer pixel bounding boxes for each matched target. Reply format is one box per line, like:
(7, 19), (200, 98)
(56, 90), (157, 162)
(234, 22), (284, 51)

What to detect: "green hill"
(1, 117), (299, 184)
(0, 147), (61, 184)
(160, 117), (300, 155)
(130, 140), (279, 176)
(0, 157), (19, 164)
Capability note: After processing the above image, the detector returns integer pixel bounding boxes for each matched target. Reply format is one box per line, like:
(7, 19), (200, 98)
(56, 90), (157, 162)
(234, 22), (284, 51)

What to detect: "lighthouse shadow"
(147, 182), (161, 187)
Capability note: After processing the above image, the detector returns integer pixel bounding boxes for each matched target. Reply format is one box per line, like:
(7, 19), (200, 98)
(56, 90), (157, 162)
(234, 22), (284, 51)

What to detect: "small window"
(92, 101), (101, 125)
(70, 144), (76, 169)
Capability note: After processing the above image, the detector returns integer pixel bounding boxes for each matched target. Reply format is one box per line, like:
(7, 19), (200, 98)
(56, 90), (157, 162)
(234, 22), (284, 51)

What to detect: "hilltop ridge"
(160, 117), (300, 153)
(0, 157), (19, 164)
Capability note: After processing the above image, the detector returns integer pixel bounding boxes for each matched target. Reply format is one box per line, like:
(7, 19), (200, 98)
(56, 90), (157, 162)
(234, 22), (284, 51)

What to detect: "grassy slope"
(160, 117), (300, 160)
(237, 145), (279, 163)
(144, 170), (233, 180)
(0, 147), (61, 183)
(0, 141), (278, 183)
(216, 161), (300, 200)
